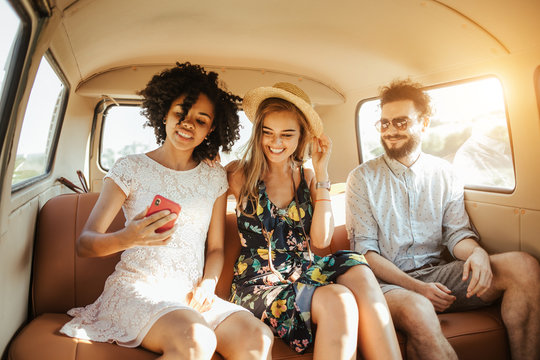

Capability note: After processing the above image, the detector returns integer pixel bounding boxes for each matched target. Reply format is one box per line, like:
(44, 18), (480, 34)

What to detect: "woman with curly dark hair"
(139, 62), (241, 162)
(60, 62), (273, 360)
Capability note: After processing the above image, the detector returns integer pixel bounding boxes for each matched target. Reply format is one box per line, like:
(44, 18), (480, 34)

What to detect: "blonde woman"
(227, 83), (401, 359)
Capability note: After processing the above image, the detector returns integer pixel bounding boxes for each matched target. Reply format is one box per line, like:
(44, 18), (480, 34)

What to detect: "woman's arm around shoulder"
(225, 160), (244, 200)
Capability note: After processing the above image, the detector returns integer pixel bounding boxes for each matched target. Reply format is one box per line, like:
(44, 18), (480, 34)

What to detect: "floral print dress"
(230, 167), (368, 353)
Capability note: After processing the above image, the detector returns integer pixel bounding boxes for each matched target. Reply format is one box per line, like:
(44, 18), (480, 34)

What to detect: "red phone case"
(146, 195), (181, 233)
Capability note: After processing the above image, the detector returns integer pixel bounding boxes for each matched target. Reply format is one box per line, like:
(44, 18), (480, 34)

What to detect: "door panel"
(465, 200), (520, 254)
(521, 209), (540, 259)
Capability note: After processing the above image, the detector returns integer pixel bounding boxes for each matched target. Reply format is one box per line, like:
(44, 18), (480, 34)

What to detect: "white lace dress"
(60, 154), (248, 347)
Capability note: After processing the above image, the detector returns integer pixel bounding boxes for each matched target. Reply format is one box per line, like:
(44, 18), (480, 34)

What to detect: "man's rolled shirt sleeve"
(442, 169), (479, 257)
(346, 169), (381, 255)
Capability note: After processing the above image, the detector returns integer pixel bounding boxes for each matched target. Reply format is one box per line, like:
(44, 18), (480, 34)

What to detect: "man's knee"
(386, 290), (440, 333)
(493, 251), (540, 286)
(513, 252), (540, 274)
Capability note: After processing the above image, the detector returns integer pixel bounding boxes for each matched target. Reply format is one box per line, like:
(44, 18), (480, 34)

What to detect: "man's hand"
(462, 247), (492, 298)
(416, 282), (456, 312)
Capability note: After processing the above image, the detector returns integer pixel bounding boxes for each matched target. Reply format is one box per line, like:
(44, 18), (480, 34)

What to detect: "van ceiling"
(49, 0), (540, 96)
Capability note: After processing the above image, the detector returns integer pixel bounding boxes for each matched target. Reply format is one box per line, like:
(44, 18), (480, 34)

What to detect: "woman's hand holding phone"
(119, 195), (180, 248)
(145, 195), (181, 233)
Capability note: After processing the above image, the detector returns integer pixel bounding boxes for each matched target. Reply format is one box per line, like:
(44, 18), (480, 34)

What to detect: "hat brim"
(242, 86), (323, 137)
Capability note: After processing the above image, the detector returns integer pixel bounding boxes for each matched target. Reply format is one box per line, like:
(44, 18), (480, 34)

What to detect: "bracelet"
(316, 181), (331, 191)
(315, 199), (331, 202)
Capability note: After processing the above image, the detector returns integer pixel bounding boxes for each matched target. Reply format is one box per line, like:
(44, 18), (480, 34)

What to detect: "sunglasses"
(374, 116), (413, 133)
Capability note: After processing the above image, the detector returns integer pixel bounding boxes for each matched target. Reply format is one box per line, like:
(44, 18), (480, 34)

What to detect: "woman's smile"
(269, 147), (285, 154)
(175, 129), (194, 140)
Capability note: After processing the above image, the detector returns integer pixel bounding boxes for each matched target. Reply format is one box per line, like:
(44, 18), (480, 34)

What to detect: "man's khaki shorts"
(379, 260), (494, 312)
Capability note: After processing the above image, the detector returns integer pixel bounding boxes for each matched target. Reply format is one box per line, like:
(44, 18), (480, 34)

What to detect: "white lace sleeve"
(212, 165), (229, 198)
(104, 156), (133, 197)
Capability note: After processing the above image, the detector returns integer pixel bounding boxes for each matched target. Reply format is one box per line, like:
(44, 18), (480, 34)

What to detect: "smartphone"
(145, 195), (181, 233)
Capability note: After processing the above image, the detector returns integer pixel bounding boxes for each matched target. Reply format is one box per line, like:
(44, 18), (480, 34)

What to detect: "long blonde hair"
(236, 97), (311, 215)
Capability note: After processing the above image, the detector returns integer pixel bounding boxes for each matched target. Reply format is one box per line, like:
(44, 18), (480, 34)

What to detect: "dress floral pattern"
(230, 167), (368, 353)
(60, 154), (248, 347)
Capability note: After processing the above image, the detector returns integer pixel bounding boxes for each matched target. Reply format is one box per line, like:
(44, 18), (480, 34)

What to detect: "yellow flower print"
(271, 299), (287, 318)
(288, 205), (305, 221)
(349, 253), (366, 263)
(237, 262), (247, 275)
(257, 248), (275, 260)
(257, 203), (264, 216)
(310, 268), (327, 283)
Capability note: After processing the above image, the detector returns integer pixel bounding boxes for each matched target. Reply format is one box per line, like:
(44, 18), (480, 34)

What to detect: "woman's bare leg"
(338, 265), (402, 360)
(214, 311), (274, 359)
(142, 309), (216, 360)
(311, 284), (358, 360)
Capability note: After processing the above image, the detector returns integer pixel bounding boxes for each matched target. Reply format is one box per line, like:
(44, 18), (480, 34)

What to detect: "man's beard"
(381, 133), (421, 160)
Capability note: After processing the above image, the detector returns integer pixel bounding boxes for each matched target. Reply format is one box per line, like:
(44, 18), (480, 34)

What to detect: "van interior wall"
(0, 89), (96, 355)
(52, 93), (96, 190)
(317, 103), (359, 183)
(0, 197), (37, 355)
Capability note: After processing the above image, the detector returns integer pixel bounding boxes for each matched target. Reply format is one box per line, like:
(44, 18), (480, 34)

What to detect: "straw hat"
(242, 82), (323, 137)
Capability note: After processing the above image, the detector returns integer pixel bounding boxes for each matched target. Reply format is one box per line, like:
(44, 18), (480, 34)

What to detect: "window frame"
(11, 51), (70, 192)
(0, 0), (31, 175)
(98, 100), (152, 172)
(355, 75), (515, 193)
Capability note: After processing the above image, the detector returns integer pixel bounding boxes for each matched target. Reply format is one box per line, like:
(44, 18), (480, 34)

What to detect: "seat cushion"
(440, 306), (510, 360)
(212, 340), (314, 360)
(8, 314), (156, 360)
(9, 314), (315, 360)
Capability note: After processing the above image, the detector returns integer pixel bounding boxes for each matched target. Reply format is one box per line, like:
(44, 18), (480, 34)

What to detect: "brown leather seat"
(8, 193), (510, 359)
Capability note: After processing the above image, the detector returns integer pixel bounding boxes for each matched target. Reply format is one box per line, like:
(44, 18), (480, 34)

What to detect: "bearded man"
(345, 79), (540, 360)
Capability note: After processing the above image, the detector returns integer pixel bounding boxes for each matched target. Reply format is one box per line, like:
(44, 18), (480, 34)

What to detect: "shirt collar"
(383, 152), (425, 177)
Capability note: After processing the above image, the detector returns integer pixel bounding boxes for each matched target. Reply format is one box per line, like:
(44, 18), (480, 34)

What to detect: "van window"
(100, 105), (157, 170)
(11, 55), (68, 188)
(100, 105), (253, 170)
(0, 0), (21, 100)
(357, 77), (515, 191)
(0, 0), (29, 157)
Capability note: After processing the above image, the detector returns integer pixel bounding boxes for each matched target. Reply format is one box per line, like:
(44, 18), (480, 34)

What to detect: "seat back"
(31, 192), (350, 316)
(31, 193), (125, 316)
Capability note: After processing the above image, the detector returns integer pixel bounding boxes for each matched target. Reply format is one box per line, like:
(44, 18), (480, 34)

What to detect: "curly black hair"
(138, 62), (242, 162)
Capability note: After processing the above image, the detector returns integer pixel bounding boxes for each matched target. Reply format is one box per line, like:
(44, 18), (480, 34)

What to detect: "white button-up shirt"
(346, 153), (478, 272)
